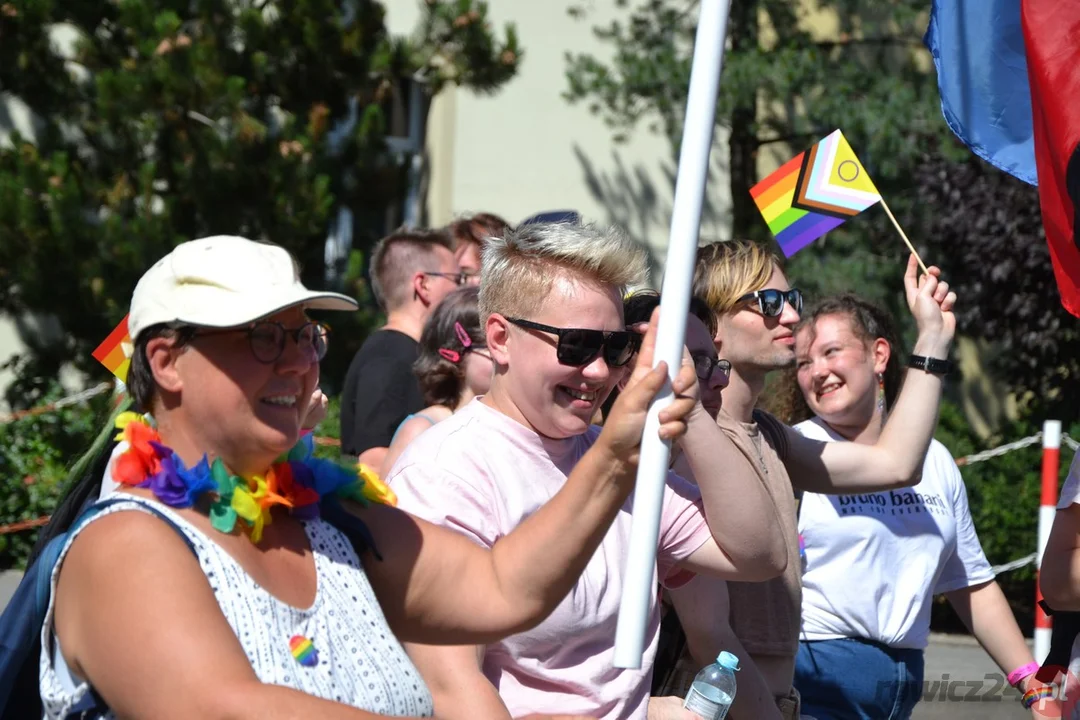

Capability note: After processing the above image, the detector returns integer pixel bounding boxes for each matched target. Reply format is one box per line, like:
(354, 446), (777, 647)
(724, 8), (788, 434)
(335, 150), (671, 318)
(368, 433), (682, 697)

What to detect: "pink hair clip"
(438, 322), (474, 364)
(454, 321), (473, 349)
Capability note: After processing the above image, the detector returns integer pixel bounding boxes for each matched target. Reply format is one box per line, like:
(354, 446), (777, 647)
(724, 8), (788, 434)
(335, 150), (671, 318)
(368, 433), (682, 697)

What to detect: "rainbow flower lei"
(111, 412), (397, 544)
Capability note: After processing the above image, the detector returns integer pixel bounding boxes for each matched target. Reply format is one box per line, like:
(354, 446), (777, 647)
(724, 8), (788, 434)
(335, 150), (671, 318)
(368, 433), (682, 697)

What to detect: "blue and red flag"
(926, 0), (1080, 317)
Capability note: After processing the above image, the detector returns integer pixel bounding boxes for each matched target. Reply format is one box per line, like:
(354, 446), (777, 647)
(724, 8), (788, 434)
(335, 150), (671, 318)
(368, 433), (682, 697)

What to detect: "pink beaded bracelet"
(1008, 661), (1041, 688)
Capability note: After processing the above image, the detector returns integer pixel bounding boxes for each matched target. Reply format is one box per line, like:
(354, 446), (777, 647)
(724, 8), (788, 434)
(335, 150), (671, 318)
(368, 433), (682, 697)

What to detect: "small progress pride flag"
(751, 129), (882, 257)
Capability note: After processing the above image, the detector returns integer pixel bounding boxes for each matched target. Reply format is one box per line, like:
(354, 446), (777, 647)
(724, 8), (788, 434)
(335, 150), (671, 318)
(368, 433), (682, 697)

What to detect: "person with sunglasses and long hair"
(385, 222), (789, 720)
(682, 240), (958, 720)
(381, 286), (494, 477)
(789, 295), (1054, 720)
(38, 235), (715, 720)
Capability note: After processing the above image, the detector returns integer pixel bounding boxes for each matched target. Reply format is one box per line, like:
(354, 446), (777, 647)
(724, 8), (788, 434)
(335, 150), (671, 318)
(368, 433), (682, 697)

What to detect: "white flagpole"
(613, 0), (733, 670)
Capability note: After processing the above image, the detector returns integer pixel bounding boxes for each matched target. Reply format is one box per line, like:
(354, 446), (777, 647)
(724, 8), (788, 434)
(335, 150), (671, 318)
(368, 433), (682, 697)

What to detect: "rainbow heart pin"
(289, 635), (319, 667)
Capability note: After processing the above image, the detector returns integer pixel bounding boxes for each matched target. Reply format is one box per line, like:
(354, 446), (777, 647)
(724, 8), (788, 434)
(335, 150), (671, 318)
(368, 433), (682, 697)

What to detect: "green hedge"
(0, 385), (111, 569)
(931, 401), (1076, 635)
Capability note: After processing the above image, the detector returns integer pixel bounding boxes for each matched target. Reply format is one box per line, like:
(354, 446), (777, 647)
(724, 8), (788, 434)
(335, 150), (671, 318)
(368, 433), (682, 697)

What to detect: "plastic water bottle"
(682, 651), (739, 719)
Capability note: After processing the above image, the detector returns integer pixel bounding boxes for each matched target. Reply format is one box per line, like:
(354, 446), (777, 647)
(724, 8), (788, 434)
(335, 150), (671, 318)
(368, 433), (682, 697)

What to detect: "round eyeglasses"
(193, 321), (330, 364)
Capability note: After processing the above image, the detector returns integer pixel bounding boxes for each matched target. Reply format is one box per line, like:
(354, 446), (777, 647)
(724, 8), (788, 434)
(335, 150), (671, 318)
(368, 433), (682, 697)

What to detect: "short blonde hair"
(479, 222), (649, 320)
(693, 239), (782, 316)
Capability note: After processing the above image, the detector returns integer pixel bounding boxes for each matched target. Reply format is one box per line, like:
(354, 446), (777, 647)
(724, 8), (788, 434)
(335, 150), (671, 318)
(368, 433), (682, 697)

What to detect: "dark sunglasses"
(193, 321), (330, 364)
(737, 288), (803, 318)
(506, 318), (640, 368)
(691, 355), (732, 382)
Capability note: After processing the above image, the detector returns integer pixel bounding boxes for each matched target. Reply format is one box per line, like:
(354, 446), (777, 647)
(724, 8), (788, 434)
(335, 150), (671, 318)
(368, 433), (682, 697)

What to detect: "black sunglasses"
(193, 321), (330, 364)
(737, 288), (803, 318)
(691, 355), (732, 382)
(506, 318), (640, 368)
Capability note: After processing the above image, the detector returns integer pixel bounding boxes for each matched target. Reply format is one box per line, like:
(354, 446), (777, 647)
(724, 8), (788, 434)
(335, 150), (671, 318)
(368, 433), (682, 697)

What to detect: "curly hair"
(780, 293), (905, 423)
(414, 286), (485, 409)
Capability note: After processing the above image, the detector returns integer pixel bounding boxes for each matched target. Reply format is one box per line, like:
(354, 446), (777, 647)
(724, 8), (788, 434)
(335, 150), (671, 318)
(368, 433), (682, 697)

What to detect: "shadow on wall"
(572, 143), (733, 277)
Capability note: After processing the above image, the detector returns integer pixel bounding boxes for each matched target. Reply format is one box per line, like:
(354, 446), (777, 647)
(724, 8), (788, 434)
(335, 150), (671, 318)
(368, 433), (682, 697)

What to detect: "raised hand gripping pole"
(612, 0), (733, 670)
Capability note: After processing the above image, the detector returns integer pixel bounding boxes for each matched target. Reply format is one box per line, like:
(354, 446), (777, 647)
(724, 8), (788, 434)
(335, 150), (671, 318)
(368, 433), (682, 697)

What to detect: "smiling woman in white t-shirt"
(790, 294), (1053, 720)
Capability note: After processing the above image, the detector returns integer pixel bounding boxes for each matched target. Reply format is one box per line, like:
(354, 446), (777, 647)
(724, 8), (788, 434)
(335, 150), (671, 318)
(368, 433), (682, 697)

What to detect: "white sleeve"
(1057, 452), (1080, 509)
(932, 446), (995, 594)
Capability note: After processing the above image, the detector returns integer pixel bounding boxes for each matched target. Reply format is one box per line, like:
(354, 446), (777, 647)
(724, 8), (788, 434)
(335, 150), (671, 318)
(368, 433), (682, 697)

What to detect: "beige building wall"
(387, 0), (733, 275)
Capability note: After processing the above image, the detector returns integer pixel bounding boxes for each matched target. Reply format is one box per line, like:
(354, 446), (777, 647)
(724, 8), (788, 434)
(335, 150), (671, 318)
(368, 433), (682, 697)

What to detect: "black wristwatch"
(908, 354), (952, 375)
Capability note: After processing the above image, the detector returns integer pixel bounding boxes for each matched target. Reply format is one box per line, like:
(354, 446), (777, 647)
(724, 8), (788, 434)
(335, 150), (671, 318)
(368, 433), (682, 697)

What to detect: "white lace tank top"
(39, 496), (434, 717)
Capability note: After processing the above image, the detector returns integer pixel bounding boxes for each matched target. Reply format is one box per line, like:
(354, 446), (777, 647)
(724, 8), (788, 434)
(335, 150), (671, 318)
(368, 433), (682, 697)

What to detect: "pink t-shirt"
(386, 398), (712, 720)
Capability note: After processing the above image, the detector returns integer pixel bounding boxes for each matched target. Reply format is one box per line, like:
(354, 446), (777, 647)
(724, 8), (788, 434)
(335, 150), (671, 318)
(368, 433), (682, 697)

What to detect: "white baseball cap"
(128, 235), (358, 341)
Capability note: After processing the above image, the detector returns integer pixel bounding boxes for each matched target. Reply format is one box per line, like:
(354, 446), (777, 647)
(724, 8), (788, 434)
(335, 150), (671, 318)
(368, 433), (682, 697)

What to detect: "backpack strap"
(34, 497), (197, 618)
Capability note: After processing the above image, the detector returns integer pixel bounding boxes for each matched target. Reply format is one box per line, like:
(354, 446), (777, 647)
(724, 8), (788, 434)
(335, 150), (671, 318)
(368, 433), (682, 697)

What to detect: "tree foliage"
(0, 0), (520, 404)
(564, 0), (1080, 425)
(564, 0), (946, 236)
(911, 141), (1080, 423)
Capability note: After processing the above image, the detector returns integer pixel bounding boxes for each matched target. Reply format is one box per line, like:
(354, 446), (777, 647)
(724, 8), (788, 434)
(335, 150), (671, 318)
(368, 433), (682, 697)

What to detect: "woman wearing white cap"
(38, 236), (699, 719)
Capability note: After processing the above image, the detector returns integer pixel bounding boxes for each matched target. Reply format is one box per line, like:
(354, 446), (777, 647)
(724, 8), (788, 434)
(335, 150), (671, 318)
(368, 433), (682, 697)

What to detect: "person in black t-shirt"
(341, 228), (464, 467)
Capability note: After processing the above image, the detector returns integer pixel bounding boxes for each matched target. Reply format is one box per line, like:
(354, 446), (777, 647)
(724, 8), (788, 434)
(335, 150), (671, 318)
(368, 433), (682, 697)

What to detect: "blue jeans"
(795, 638), (925, 720)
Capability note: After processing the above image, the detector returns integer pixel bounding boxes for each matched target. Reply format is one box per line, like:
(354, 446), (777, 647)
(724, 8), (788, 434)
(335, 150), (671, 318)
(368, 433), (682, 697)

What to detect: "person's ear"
(712, 320), (725, 355)
(871, 338), (891, 376)
(411, 271), (428, 304)
(146, 336), (185, 394)
(486, 314), (511, 366)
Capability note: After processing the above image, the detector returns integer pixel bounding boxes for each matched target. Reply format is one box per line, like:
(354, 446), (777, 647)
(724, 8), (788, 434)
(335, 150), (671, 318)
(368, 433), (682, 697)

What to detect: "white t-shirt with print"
(1055, 452), (1080, 509)
(794, 417), (995, 649)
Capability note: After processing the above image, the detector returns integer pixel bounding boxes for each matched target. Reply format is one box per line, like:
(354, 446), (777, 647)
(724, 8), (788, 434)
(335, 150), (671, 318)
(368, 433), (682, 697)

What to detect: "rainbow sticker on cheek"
(289, 635), (319, 667)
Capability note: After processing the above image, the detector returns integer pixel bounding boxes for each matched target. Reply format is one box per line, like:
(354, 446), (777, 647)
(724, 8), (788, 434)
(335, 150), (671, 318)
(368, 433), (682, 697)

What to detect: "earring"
(876, 373), (886, 411)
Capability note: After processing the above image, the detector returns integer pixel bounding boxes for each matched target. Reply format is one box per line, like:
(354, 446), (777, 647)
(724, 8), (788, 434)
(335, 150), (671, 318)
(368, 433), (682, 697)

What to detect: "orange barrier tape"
(0, 516), (49, 535)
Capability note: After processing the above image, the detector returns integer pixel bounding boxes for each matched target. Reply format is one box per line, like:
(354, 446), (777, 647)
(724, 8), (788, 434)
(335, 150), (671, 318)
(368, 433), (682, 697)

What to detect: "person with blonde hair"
(386, 222), (789, 720)
(37, 234), (705, 720)
(668, 239), (958, 720)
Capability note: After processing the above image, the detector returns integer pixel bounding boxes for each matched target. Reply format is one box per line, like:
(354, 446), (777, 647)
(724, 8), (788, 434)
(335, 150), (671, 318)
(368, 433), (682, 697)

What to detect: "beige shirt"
(718, 409), (802, 660)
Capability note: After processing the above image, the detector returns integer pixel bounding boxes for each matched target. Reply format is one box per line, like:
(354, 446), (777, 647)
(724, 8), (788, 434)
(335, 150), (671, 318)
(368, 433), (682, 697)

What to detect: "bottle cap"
(717, 651), (740, 671)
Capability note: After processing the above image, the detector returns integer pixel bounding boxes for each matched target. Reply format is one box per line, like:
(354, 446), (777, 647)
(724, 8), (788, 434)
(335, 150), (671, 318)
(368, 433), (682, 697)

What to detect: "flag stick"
(880, 198), (929, 274)
(612, 0), (732, 670)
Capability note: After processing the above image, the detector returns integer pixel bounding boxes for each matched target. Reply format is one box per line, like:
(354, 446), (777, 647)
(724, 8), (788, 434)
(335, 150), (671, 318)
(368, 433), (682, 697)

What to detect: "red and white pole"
(1035, 419), (1061, 664)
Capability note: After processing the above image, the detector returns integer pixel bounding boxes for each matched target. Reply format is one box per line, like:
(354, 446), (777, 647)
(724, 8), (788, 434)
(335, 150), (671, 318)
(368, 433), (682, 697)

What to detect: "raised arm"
(360, 310), (700, 644)
(785, 255), (956, 494)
